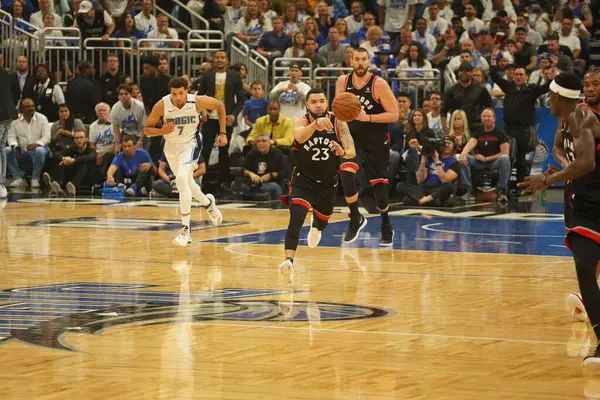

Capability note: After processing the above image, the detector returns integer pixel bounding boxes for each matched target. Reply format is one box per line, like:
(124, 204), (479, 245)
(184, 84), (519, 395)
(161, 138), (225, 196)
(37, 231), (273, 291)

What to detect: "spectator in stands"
(270, 64), (311, 121)
(115, 11), (146, 50)
(405, 109), (436, 185)
(448, 109), (470, 154)
(2, 0), (34, 15)
(134, 0), (156, 35)
(63, 0), (81, 27)
(353, 12), (378, 46)
(481, 0), (516, 22)
(396, 44), (434, 105)
(158, 53), (170, 75)
(259, 0), (277, 21)
(223, 0), (246, 34)
(110, 84), (147, 149)
(318, 27), (348, 66)
(0, 65), (16, 199)
(378, 0), (416, 45)
(412, 17), (436, 56)
(489, 54), (549, 186)
(432, 28), (461, 71)
(538, 33), (575, 73)
(360, 26), (384, 59)
(296, 0), (308, 24)
(246, 101), (294, 150)
(234, 0), (272, 48)
(243, 81), (269, 128)
(425, 3), (448, 40)
(75, 0), (115, 42)
(148, 14), (181, 48)
(66, 60), (102, 124)
(282, 4), (299, 36)
(471, 67), (492, 95)
(10, 56), (35, 107)
(32, 64), (64, 123)
(234, 133), (289, 201)
(196, 50), (245, 188)
(98, 54), (125, 107)
(446, 39), (490, 78)
(257, 16), (291, 62)
(7, 0), (33, 45)
(426, 92), (444, 134)
(315, 1), (333, 46)
(473, 30), (494, 61)
(50, 104), (84, 148)
(567, 0), (593, 29)
(459, 108), (510, 202)
(203, 0), (225, 31)
(5, 98), (50, 189)
(46, 128), (97, 196)
(341, 46), (355, 70)
(152, 153), (206, 198)
(396, 29), (414, 63)
(139, 55), (170, 160)
(397, 136), (459, 207)
(370, 42), (398, 77)
(558, 15), (584, 69)
(284, 32), (306, 59)
(426, 0), (454, 21)
(345, 1), (363, 35)
(461, 3), (485, 36)
(301, 37), (326, 69)
(106, 134), (155, 197)
(388, 92), (412, 191)
(89, 102), (114, 177)
(441, 62), (491, 133)
(513, 26), (537, 72)
(30, 0), (62, 28)
(335, 19), (351, 45)
(100, 0), (134, 25)
(515, 15), (543, 48)
(301, 17), (319, 41)
(230, 63), (251, 96)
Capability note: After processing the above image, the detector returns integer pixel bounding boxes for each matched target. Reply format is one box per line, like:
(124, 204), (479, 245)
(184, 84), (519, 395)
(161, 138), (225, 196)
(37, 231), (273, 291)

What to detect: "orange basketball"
(332, 92), (362, 122)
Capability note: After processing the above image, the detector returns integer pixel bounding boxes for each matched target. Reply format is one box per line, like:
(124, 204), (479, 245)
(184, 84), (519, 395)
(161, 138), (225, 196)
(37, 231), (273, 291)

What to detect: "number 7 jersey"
(162, 93), (201, 145)
(293, 112), (341, 187)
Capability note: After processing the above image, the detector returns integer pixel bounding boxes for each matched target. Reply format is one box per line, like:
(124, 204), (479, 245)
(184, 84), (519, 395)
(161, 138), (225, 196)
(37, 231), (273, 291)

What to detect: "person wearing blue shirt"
(242, 82), (269, 127)
(397, 136), (460, 207)
(106, 134), (156, 196)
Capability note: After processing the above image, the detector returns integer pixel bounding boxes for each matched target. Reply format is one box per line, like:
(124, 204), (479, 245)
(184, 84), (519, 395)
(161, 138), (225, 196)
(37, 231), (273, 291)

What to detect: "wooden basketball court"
(0, 197), (596, 399)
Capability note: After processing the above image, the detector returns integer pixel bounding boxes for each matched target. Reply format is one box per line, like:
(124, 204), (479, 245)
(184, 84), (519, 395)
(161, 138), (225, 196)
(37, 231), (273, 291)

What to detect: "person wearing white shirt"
(5, 98), (51, 188)
(425, 3), (448, 39)
(269, 64), (311, 121)
(425, 0), (453, 22)
(412, 18), (437, 55)
(378, 0), (416, 40)
(109, 84), (148, 148)
(30, 0), (63, 29)
(426, 92), (445, 134)
(558, 17), (583, 59)
(224, 0), (246, 34)
(234, 0), (273, 47)
(100, 0), (134, 19)
(344, 0), (363, 35)
(89, 102), (115, 178)
(147, 14), (181, 48)
(481, 0), (517, 22)
(134, 0), (157, 35)
(32, 64), (65, 123)
(461, 4), (485, 36)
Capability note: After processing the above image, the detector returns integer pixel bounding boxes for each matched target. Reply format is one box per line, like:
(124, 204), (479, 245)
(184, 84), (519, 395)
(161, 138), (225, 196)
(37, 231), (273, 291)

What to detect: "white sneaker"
(0, 185), (7, 199)
(307, 216), (321, 248)
(66, 182), (76, 196)
(50, 181), (64, 195)
(172, 226), (192, 247)
(566, 293), (588, 322)
(31, 179), (40, 189)
(125, 187), (135, 197)
(0, 199), (6, 210)
(42, 172), (52, 188)
(8, 178), (26, 188)
(279, 259), (294, 284)
(205, 193), (222, 226)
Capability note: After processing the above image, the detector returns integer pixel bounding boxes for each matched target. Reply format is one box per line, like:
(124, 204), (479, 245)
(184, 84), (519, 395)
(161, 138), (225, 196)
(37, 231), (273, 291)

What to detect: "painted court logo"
(0, 284), (389, 351)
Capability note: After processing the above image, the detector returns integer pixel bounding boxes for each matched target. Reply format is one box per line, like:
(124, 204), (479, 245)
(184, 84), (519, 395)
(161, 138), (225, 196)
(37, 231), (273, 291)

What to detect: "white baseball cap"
(78, 1), (93, 13)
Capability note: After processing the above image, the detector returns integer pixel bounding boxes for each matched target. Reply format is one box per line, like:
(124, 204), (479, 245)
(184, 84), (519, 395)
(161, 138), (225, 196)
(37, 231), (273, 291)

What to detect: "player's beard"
(309, 110), (327, 119)
(354, 66), (367, 77)
(586, 96), (599, 106)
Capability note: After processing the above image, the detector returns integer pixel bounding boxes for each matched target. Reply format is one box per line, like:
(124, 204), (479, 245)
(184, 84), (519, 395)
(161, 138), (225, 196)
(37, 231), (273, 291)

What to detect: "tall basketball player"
(280, 88), (356, 283)
(144, 77), (225, 247)
(519, 71), (600, 366)
(335, 47), (399, 246)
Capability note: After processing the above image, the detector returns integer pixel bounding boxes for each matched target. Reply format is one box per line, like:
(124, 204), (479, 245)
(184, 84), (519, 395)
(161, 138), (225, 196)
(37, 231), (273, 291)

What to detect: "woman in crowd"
(234, 0), (272, 48)
(300, 17), (319, 41)
(359, 26), (383, 59)
(335, 19), (351, 45)
(283, 4), (300, 35)
(396, 43), (434, 104)
(448, 110), (470, 155)
(283, 32), (305, 59)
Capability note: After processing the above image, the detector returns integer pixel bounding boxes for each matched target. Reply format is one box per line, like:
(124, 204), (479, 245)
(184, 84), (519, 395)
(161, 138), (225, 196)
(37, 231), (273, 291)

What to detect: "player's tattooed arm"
(336, 120), (356, 159)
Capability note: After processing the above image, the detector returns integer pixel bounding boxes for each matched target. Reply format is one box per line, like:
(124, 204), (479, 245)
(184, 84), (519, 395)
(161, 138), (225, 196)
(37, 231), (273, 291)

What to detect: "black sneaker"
(584, 342), (600, 368)
(380, 224), (394, 247)
(343, 214), (367, 244)
(497, 189), (509, 204)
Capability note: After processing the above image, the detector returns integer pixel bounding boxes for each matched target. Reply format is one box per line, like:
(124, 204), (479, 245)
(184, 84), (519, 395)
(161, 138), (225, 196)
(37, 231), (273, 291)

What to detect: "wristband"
(219, 132), (226, 135)
(435, 162), (442, 166)
(342, 149), (346, 157)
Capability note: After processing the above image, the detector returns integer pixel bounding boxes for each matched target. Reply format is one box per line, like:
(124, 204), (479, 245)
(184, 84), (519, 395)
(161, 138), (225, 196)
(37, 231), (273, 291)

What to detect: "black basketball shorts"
(289, 174), (337, 221)
(340, 133), (390, 185)
(564, 191), (600, 250)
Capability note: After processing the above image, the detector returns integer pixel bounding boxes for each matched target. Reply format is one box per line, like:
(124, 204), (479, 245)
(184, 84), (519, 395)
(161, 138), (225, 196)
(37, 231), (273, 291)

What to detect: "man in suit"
(10, 56), (35, 107)
(66, 60), (102, 124)
(195, 50), (245, 187)
(0, 66), (16, 198)
(139, 55), (171, 163)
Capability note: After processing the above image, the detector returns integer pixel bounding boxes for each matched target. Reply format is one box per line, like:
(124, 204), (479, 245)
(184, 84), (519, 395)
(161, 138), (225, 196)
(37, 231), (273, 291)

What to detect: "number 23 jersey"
(293, 112), (341, 187)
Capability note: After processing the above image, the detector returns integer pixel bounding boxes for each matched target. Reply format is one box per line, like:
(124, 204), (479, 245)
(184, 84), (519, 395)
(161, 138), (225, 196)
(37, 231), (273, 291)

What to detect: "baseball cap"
(457, 62), (473, 72)
(78, 0), (93, 13)
(289, 63), (302, 71)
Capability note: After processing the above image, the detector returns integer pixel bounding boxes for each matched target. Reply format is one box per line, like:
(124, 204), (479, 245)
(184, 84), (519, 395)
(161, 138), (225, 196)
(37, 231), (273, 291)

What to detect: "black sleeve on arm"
(272, 149), (289, 179)
(244, 149), (257, 172)
(489, 66), (511, 93)
(442, 87), (452, 116)
(448, 159), (460, 175)
(74, 147), (97, 164)
(231, 74), (245, 118)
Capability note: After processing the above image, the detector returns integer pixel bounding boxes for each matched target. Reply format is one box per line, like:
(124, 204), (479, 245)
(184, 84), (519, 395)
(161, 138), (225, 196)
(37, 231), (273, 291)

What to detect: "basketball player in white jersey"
(144, 77), (226, 246)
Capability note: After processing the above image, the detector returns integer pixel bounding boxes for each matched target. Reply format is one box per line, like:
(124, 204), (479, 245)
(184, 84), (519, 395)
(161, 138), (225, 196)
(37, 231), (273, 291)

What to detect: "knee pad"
(284, 204), (308, 251)
(340, 170), (358, 198)
(372, 182), (389, 211)
(313, 215), (328, 231)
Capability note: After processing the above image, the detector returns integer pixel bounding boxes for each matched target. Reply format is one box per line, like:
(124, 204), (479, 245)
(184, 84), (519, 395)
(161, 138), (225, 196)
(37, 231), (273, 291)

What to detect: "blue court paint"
(204, 216), (572, 257)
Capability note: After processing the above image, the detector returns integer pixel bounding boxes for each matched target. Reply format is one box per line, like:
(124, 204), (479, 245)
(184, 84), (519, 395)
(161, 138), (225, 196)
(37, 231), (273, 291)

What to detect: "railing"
(248, 49), (269, 91)
(83, 38), (134, 80)
(12, 18), (40, 71)
(312, 67), (352, 100)
(271, 57), (313, 87)
(0, 10), (14, 71)
(153, 2), (192, 32)
(230, 36), (249, 72)
(172, 0), (208, 31)
(137, 38), (186, 81)
(40, 28), (81, 85)
(388, 68), (442, 104)
(186, 30), (224, 78)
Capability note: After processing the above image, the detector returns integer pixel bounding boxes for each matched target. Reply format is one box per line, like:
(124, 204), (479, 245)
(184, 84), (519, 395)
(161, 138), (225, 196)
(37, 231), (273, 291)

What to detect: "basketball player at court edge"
(518, 70), (600, 367)
(335, 47), (399, 246)
(144, 77), (225, 247)
(279, 88), (356, 284)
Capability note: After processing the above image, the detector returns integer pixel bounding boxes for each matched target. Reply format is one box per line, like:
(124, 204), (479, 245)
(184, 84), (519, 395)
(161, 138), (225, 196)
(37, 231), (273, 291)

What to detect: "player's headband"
(550, 80), (581, 99)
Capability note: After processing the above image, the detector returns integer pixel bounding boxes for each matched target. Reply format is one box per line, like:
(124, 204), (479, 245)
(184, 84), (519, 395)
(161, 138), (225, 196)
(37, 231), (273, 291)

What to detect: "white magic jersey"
(163, 93), (201, 144)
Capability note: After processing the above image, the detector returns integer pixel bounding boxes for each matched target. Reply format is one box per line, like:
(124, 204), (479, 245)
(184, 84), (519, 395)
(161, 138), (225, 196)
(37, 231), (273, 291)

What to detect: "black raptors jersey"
(561, 103), (600, 210)
(293, 112), (341, 187)
(344, 72), (388, 143)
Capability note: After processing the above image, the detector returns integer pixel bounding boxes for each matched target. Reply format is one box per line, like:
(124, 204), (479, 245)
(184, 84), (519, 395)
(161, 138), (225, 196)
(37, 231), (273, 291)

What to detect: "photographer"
(404, 109), (437, 185)
(459, 108), (510, 203)
(397, 137), (459, 207)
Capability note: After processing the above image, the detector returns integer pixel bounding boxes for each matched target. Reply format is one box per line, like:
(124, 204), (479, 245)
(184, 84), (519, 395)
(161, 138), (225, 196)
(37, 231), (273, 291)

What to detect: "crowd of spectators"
(0, 0), (598, 204)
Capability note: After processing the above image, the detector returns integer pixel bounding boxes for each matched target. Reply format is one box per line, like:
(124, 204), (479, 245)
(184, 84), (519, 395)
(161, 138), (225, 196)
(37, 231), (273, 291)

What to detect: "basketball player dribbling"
(279, 88), (356, 283)
(144, 77), (224, 247)
(335, 47), (399, 246)
(519, 71), (600, 366)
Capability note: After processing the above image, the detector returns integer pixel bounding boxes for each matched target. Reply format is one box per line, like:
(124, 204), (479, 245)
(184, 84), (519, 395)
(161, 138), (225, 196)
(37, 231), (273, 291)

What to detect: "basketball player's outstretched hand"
(315, 117), (333, 131)
(517, 174), (547, 197)
(330, 141), (345, 156)
(217, 134), (228, 147)
(161, 122), (175, 135)
(355, 110), (369, 122)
